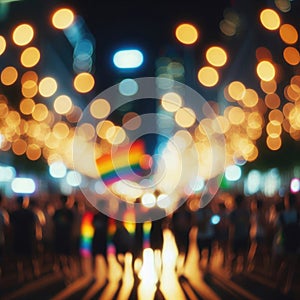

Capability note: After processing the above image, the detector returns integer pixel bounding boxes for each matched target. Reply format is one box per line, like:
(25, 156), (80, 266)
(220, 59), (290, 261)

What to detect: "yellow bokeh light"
(1, 66), (18, 86)
(214, 116), (230, 134)
(77, 123), (95, 141)
(260, 9), (280, 30)
(228, 81), (245, 100)
(20, 98), (35, 115)
(39, 77), (58, 97)
(106, 126), (126, 145)
(265, 93), (280, 109)
(74, 72), (95, 93)
(0, 36), (6, 55)
(175, 23), (198, 45)
(266, 136), (281, 150)
(266, 121), (282, 138)
(45, 133), (59, 149)
(22, 80), (38, 98)
(52, 8), (75, 30)
(90, 98), (110, 119)
(53, 122), (70, 139)
(54, 95), (73, 114)
(197, 66), (219, 87)
(279, 24), (298, 44)
(283, 47), (300, 66)
(20, 47), (40, 68)
(12, 24), (34, 46)
(96, 120), (114, 139)
(32, 103), (48, 122)
(206, 46), (227, 67)
(175, 107), (196, 128)
(241, 88), (258, 108)
(161, 92), (182, 112)
(228, 106), (245, 125)
(5, 111), (20, 128)
(247, 145), (259, 162)
(256, 60), (275, 81)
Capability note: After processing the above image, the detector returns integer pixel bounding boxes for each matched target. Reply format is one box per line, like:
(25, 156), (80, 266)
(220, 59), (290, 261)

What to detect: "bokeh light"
(175, 107), (196, 128)
(20, 98), (35, 115)
(256, 60), (275, 81)
(90, 98), (110, 119)
(39, 77), (58, 97)
(52, 8), (75, 30)
(197, 66), (219, 87)
(228, 81), (246, 100)
(175, 23), (198, 45)
(74, 72), (95, 93)
(283, 47), (300, 66)
(20, 47), (40, 68)
(54, 95), (73, 114)
(0, 36), (6, 55)
(122, 112), (141, 131)
(113, 49), (144, 69)
(1, 66), (18, 86)
(260, 9), (280, 30)
(279, 24), (298, 45)
(161, 92), (182, 112)
(12, 24), (34, 46)
(206, 46), (227, 67)
(119, 78), (139, 96)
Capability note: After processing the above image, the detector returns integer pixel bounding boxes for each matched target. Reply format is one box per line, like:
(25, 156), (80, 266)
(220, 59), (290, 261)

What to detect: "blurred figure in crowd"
(248, 197), (269, 271)
(229, 194), (251, 273)
(0, 194), (9, 278)
(196, 203), (215, 269)
(53, 194), (74, 282)
(131, 198), (144, 274)
(214, 202), (230, 268)
(270, 200), (285, 276)
(276, 192), (300, 294)
(170, 202), (193, 273)
(41, 201), (55, 268)
(112, 220), (132, 271)
(71, 199), (84, 276)
(92, 203), (109, 278)
(10, 196), (39, 282)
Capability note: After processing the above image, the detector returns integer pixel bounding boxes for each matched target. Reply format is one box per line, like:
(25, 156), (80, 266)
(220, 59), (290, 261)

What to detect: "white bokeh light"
(49, 161), (67, 178)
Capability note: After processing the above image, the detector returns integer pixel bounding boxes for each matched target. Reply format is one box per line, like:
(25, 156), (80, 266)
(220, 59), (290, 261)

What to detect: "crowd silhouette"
(0, 190), (299, 296)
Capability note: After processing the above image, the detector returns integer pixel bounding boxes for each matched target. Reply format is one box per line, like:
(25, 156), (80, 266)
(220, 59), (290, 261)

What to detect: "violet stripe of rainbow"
(107, 218), (116, 255)
(143, 221), (152, 249)
(80, 211), (94, 257)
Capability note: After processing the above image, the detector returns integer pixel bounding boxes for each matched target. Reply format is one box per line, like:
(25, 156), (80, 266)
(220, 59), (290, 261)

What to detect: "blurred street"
(1, 227), (299, 300)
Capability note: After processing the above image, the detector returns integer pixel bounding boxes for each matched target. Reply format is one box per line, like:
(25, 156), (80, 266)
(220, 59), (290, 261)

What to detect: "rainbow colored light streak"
(107, 218), (116, 255)
(80, 211), (94, 257)
(143, 221), (152, 249)
(96, 140), (147, 186)
(124, 208), (136, 236)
